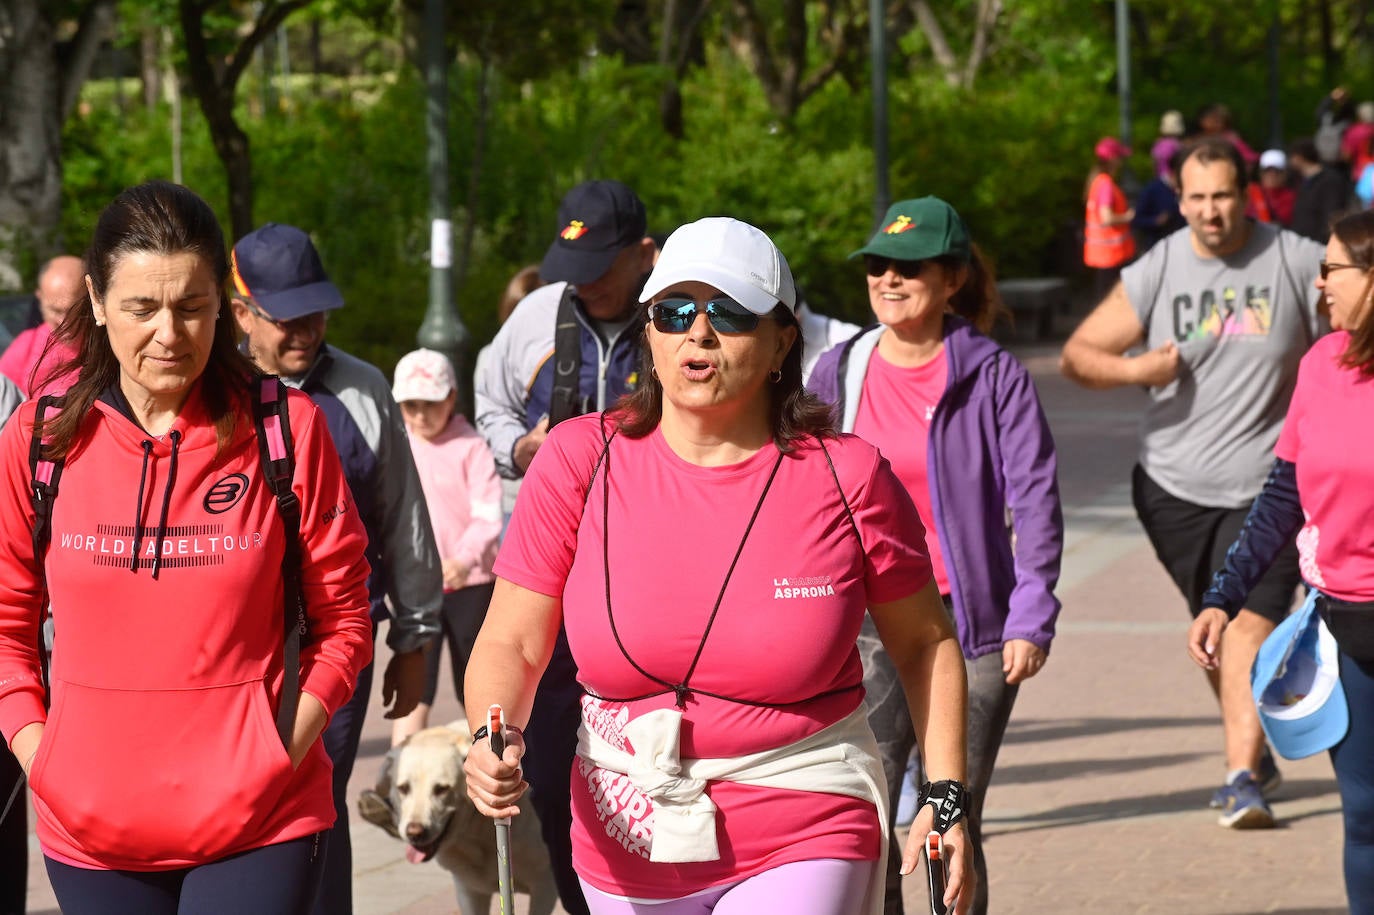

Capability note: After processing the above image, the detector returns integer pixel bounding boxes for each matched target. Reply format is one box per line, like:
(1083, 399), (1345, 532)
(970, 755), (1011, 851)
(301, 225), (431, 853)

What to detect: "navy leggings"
(45, 832), (328, 914)
(1332, 652), (1374, 914)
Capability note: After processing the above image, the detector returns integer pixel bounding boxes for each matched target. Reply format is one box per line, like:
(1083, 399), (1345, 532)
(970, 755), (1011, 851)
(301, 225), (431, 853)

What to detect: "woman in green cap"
(808, 196), (1064, 915)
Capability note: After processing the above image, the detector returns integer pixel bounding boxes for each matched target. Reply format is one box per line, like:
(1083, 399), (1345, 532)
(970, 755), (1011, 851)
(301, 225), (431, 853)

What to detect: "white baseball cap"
(640, 217), (797, 316)
(392, 349), (456, 402)
(1260, 149), (1288, 171)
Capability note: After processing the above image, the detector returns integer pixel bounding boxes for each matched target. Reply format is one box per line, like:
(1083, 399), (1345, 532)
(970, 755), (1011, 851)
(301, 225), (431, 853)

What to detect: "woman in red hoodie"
(0, 182), (373, 913)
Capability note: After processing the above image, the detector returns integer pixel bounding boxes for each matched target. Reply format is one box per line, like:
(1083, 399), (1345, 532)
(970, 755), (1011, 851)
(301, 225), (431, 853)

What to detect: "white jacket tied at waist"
(577, 703), (890, 915)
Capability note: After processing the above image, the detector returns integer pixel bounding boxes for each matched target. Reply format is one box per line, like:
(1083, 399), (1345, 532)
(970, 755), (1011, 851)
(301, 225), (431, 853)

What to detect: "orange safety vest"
(1247, 183), (1275, 223)
(1083, 173), (1136, 268)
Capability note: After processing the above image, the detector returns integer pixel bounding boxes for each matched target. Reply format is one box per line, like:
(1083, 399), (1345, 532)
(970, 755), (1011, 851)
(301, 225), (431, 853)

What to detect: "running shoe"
(1210, 748), (1284, 808)
(1215, 772), (1276, 829)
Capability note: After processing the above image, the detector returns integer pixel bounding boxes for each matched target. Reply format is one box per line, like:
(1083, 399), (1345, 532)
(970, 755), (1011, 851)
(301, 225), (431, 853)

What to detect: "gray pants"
(859, 613), (1018, 915)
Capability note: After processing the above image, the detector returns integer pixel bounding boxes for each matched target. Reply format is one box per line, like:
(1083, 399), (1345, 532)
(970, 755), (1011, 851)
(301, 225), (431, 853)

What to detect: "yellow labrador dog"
(359, 723), (558, 915)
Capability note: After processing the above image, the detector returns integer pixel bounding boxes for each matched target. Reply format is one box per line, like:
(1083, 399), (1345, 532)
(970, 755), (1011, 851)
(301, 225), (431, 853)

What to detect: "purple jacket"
(808, 316), (1063, 659)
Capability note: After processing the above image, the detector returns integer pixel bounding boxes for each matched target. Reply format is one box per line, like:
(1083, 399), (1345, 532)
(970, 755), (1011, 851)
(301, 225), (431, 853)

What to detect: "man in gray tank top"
(1060, 138), (1326, 830)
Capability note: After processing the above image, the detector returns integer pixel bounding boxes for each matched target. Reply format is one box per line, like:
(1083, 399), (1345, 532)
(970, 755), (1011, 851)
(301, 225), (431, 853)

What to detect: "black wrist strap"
(471, 723), (523, 744)
(917, 779), (969, 834)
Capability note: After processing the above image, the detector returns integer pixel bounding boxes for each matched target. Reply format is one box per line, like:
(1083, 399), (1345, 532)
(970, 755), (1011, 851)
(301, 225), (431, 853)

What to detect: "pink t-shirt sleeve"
(843, 439), (934, 605)
(494, 415), (605, 597)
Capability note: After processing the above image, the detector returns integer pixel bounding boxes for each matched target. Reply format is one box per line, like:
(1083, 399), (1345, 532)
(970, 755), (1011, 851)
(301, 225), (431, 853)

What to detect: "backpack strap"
(29, 395), (65, 700)
(548, 284), (584, 429)
(1273, 229), (1317, 351)
(252, 377), (305, 749)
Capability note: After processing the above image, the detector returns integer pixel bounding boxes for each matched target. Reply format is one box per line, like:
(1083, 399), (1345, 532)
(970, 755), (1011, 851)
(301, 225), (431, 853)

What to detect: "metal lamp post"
(415, 0), (473, 417)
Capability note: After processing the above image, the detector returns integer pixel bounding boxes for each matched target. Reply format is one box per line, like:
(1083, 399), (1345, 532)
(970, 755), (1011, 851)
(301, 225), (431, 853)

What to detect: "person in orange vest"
(1084, 136), (1137, 300)
(1246, 149), (1297, 226)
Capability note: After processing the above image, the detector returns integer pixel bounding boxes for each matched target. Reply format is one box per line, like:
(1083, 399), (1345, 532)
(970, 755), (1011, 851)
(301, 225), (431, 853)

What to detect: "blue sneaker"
(1215, 772), (1275, 829)
(1210, 749), (1283, 808)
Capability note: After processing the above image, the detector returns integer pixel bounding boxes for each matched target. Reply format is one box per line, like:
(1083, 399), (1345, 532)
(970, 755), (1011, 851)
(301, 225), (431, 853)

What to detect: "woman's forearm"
(462, 578), (563, 732)
(900, 634), (968, 783)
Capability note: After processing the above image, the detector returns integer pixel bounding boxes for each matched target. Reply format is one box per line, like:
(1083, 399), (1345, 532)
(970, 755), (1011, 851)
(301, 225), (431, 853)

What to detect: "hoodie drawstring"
(150, 430), (182, 580)
(129, 431), (182, 579)
(130, 441), (153, 572)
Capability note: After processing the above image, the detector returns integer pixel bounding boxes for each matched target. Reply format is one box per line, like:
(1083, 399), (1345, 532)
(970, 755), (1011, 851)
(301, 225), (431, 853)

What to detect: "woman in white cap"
(462, 217), (972, 914)
(1189, 209), (1374, 914)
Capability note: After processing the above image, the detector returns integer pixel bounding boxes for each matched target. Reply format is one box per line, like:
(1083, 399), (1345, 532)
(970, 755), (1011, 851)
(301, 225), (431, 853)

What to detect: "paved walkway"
(21, 341), (1346, 914)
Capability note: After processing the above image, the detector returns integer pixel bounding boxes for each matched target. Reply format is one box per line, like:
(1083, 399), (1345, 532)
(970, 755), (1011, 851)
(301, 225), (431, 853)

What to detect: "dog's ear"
(452, 727), (474, 758)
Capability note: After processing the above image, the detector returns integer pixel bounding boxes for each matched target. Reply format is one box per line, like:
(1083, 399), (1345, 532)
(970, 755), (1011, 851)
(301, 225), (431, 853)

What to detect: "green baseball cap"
(850, 196), (971, 263)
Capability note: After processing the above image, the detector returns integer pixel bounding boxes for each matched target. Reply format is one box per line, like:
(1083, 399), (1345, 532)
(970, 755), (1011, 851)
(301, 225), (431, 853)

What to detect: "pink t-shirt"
(853, 348), (950, 593)
(407, 414), (502, 589)
(495, 414), (932, 898)
(1276, 332), (1374, 601)
(0, 324), (76, 396)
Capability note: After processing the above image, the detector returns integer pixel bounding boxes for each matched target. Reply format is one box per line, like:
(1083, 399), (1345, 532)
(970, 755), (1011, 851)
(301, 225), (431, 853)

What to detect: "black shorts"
(1131, 464), (1302, 623)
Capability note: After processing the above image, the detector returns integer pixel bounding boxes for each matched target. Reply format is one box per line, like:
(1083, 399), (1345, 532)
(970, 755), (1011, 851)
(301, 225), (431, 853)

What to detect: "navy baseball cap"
(231, 223), (345, 321)
(540, 181), (647, 286)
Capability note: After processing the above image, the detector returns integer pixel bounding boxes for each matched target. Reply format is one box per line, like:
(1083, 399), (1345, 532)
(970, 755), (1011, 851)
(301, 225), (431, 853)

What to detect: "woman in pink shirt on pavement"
(388, 348), (502, 745)
(808, 196), (1062, 915)
(463, 217), (973, 915)
(1190, 210), (1374, 913)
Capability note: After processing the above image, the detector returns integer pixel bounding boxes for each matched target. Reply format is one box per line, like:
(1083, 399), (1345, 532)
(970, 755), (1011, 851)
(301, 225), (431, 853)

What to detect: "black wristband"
(471, 723), (523, 743)
(916, 779), (969, 834)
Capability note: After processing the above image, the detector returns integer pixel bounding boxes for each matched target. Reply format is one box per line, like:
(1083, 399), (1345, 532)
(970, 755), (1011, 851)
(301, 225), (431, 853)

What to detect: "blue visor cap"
(1251, 592), (1349, 760)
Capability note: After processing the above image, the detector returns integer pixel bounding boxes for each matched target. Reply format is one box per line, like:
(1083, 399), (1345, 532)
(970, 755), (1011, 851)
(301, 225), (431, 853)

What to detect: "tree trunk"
(0, 0), (63, 289)
(140, 22), (161, 111)
(58, 0), (115, 122)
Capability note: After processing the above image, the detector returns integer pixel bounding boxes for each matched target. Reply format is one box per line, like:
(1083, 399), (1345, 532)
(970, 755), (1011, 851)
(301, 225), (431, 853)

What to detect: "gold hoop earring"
(650, 366), (659, 380)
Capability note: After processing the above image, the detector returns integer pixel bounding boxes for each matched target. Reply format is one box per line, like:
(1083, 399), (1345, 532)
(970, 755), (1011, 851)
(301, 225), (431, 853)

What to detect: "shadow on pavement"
(992, 751), (1208, 784)
(1001, 715), (1217, 744)
(984, 784), (1296, 835)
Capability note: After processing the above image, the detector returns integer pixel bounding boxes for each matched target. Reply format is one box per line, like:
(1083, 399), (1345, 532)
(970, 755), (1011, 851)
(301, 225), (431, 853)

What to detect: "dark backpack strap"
(29, 395), (65, 701)
(252, 377), (304, 749)
(548, 284), (583, 429)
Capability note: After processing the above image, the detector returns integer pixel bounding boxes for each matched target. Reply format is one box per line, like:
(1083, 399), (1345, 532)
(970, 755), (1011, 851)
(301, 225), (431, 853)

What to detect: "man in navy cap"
(231, 222), (442, 915)
(474, 180), (654, 915)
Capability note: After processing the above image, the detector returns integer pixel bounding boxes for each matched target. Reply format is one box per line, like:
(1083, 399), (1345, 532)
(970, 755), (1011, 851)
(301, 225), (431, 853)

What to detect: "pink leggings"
(579, 858), (877, 915)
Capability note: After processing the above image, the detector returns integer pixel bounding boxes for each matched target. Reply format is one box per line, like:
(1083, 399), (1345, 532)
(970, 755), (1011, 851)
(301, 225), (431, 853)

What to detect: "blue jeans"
(1332, 652), (1374, 914)
(46, 832), (327, 914)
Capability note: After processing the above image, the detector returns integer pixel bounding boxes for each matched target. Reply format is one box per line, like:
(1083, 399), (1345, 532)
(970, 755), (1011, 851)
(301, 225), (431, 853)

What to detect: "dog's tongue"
(406, 845), (430, 864)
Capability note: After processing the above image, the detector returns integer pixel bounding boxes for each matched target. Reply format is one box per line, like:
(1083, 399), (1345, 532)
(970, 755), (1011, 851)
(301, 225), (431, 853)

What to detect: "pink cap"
(1095, 137), (1131, 161)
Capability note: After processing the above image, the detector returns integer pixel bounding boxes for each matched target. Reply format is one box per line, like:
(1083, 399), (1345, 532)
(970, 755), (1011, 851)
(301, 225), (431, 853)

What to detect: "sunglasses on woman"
(650, 297), (764, 334)
(1320, 260), (1364, 280)
(865, 255), (928, 279)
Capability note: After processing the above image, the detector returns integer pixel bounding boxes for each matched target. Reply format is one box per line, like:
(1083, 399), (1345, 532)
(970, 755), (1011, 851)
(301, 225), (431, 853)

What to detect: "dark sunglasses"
(650, 297), (763, 334)
(1320, 260), (1364, 280)
(245, 299), (327, 332)
(864, 255), (928, 279)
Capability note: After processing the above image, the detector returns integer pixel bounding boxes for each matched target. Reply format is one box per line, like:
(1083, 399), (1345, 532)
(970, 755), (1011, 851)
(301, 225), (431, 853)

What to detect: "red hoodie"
(0, 383), (373, 870)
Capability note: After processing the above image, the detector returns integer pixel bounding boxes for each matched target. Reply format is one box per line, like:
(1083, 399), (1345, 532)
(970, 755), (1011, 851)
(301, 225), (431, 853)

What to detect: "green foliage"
(57, 0), (1374, 378)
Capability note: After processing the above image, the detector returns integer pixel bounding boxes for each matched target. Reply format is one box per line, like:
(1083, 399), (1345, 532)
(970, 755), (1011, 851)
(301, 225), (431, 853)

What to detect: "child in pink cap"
(389, 348), (503, 743)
